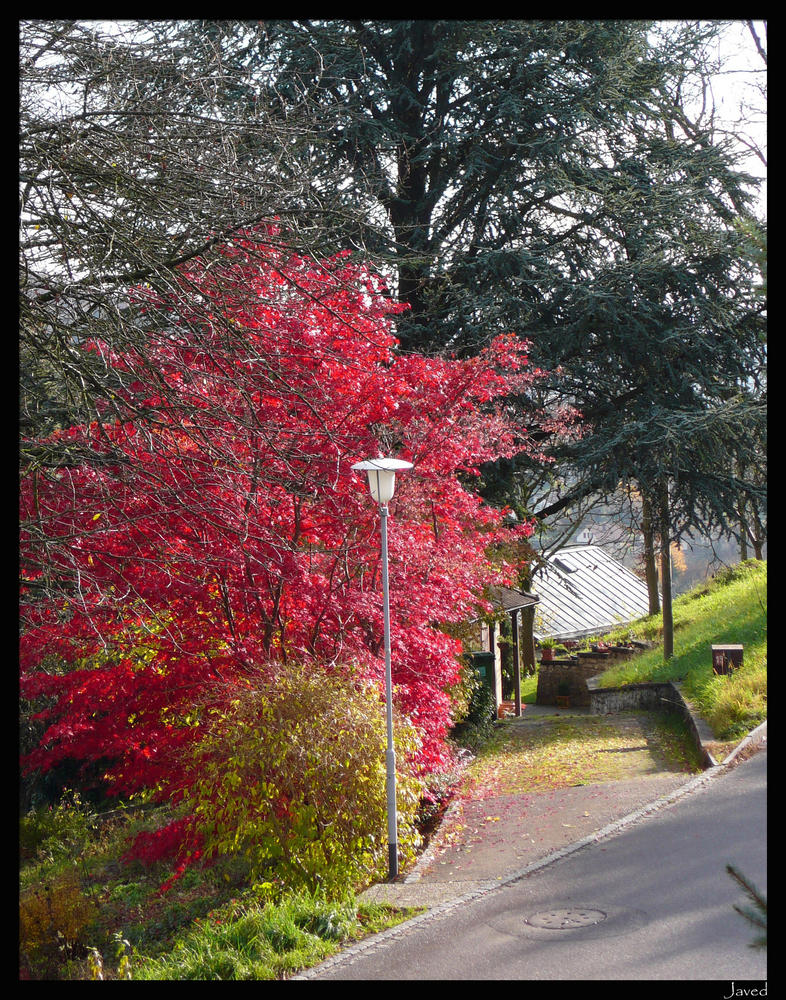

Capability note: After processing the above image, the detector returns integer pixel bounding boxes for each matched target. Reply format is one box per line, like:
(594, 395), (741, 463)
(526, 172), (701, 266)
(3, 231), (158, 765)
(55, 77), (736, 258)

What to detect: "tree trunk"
(748, 495), (765, 560)
(518, 594), (537, 678)
(640, 490), (661, 615)
(738, 467), (750, 560)
(658, 481), (674, 661)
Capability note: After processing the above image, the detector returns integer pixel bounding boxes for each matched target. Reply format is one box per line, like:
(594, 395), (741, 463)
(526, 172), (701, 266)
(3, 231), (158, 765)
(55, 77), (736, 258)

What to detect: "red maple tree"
(20, 227), (572, 864)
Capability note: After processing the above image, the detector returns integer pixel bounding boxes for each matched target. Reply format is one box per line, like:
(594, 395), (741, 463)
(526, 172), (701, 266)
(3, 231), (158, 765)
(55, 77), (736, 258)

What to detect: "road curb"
(721, 718), (767, 766)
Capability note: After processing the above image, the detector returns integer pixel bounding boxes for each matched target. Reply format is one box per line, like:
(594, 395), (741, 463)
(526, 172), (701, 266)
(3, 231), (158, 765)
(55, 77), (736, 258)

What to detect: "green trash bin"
(470, 651), (495, 692)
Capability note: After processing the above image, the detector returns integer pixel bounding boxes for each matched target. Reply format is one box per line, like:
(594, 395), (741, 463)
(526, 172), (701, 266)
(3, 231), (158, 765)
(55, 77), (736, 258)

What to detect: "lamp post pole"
(379, 500), (398, 878)
(352, 456), (413, 881)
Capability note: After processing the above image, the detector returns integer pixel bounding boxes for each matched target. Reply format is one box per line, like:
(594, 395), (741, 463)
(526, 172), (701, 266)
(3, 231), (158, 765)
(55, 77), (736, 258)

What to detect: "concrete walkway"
(359, 703), (767, 912)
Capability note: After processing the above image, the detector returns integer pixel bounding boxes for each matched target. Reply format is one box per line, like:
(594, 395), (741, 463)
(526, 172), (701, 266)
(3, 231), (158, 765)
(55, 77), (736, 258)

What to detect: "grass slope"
(597, 559), (767, 741)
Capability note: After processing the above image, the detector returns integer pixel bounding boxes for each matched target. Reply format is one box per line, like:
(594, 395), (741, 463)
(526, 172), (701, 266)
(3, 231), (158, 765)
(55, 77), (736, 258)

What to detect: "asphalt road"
(305, 745), (767, 981)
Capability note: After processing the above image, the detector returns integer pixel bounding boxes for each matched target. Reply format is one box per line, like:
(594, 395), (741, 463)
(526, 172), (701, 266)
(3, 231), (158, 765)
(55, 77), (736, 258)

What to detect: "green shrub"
(182, 662), (424, 898)
(450, 674), (496, 751)
(20, 789), (98, 862)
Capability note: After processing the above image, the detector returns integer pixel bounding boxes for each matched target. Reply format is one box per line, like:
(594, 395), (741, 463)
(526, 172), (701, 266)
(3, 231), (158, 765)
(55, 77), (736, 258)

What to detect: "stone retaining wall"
(536, 658), (718, 768)
(535, 646), (645, 709)
(589, 682), (681, 715)
(536, 663), (596, 708)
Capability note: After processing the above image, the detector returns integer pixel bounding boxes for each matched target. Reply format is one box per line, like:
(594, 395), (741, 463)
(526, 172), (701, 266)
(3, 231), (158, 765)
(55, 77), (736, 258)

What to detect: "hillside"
(598, 559), (767, 741)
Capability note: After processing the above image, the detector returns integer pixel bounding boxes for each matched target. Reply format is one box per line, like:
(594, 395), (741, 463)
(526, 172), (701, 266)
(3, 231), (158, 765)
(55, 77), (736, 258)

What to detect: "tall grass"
(598, 559), (767, 740)
(132, 890), (405, 981)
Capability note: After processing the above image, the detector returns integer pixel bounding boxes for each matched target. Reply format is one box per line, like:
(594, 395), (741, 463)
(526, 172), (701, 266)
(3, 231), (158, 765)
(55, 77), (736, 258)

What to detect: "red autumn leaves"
(20, 227), (569, 817)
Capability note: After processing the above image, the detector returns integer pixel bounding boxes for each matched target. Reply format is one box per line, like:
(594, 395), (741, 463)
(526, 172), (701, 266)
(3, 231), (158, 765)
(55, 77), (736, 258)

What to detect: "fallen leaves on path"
(461, 712), (702, 801)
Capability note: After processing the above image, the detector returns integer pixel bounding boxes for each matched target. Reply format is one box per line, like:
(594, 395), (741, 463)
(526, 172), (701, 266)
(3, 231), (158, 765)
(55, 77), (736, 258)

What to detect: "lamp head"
(352, 457), (414, 505)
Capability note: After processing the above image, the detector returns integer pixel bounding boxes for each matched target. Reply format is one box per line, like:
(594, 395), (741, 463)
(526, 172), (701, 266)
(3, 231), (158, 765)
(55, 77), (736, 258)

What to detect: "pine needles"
(726, 864), (767, 951)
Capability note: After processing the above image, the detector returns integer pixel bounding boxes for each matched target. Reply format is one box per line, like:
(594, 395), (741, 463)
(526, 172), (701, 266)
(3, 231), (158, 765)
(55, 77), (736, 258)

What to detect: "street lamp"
(352, 456), (413, 880)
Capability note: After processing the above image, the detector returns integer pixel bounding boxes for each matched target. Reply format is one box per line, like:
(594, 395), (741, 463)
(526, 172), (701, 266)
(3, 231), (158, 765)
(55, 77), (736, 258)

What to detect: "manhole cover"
(526, 908), (607, 929)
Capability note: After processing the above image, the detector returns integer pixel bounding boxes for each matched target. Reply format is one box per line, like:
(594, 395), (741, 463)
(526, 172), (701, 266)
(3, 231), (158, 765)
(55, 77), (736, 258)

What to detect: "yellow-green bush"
(20, 869), (100, 978)
(183, 663), (424, 898)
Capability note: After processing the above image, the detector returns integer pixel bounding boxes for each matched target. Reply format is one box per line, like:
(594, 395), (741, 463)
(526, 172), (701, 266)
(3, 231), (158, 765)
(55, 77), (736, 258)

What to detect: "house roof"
(488, 585), (539, 614)
(531, 544), (652, 640)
